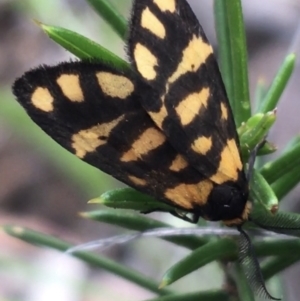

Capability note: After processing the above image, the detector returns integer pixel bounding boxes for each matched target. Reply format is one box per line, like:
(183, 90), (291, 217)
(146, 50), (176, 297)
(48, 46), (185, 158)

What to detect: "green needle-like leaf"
(160, 238), (236, 287)
(255, 239), (300, 257)
(145, 290), (230, 301)
(250, 210), (300, 237)
(82, 210), (209, 249)
(262, 255), (300, 281)
(38, 22), (130, 70)
(91, 188), (177, 212)
(234, 263), (255, 301)
(250, 170), (278, 214)
(240, 110), (277, 160)
(214, 0), (251, 125)
(237, 113), (265, 137)
(258, 53), (296, 113)
(271, 169), (300, 200)
(260, 141), (300, 185)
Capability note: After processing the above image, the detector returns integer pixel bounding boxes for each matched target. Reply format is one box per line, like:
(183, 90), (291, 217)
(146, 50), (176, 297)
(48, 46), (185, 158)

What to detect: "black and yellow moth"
(12, 0), (287, 299)
(13, 0), (250, 227)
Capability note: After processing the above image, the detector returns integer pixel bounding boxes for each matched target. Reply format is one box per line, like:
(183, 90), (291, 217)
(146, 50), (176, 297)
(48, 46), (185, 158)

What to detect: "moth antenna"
(237, 226), (281, 300)
(66, 232), (143, 254)
(246, 137), (267, 182)
(66, 227), (245, 254)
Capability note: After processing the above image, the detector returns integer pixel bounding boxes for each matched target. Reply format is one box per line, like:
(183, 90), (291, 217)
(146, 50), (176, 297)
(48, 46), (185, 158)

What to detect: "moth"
(13, 0), (250, 227)
(12, 0), (286, 299)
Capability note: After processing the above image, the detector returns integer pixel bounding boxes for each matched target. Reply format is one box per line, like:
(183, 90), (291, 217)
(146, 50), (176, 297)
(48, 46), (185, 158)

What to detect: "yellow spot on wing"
(155, 36), (212, 125)
(134, 43), (158, 80)
(210, 139), (243, 184)
(169, 155), (188, 171)
(72, 116), (124, 158)
(128, 175), (147, 186)
(56, 74), (84, 102)
(165, 180), (213, 209)
(141, 7), (166, 39)
(121, 127), (166, 162)
(220, 102), (228, 120)
(227, 139), (242, 170)
(168, 35), (213, 85)
(175, 87), (210, 126)
(96, 72), (134, 99)
(31, 87), (54, 112)
(191, 136), (212, 155)
(148, 106), (168, 128)
(153, 0), (176, 12)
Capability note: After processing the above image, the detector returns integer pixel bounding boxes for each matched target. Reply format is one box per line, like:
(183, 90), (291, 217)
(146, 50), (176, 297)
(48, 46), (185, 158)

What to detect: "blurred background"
(1, 0), (300, 300)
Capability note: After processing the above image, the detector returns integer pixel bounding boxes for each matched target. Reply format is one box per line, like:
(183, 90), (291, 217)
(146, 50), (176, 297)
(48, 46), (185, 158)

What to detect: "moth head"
(222, 201), (252, 227)
(204, 184), (250, 224)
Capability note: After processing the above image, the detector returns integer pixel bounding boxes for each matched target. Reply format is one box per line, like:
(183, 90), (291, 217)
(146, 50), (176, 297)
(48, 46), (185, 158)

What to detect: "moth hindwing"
(13, 0), (250, 226)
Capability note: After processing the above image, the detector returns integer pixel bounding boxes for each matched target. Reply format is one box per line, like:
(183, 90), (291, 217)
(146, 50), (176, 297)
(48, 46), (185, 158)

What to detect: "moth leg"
(169, 211), (200, 224)
(140, 208), (170, 215)
(141, 209), (199, 224)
